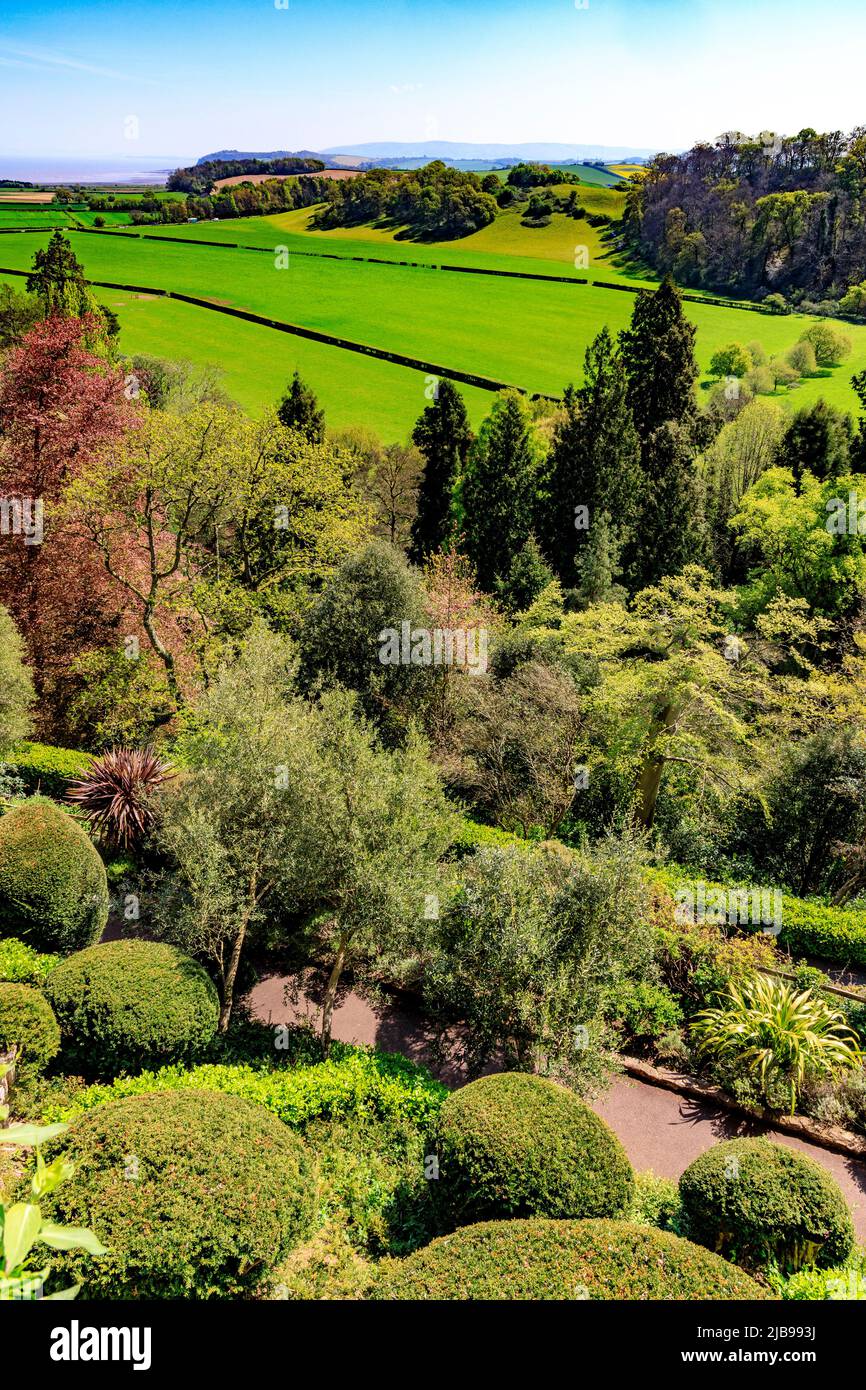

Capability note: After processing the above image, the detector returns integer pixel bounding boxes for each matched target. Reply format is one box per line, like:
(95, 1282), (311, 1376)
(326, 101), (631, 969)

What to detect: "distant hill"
(196, 148), (335, 167)
(320, 140), (656, 161)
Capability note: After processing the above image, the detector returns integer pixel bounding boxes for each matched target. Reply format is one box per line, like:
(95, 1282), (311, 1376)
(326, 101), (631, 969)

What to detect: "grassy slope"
(1, 229), (863, 413)
(0, 269), (492, 440)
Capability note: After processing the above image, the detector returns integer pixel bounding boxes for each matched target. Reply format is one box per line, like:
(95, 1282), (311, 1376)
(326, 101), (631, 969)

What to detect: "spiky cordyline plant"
(691, 973), (861, 1113)
(67, 747), (174, 850)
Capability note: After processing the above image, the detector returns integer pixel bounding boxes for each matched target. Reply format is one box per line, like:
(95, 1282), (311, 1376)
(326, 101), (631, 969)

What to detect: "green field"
(3, 210), (865, 437)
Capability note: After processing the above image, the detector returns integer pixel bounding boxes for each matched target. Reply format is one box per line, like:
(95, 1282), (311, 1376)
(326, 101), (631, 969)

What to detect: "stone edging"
(620, 1053), (866, 1163)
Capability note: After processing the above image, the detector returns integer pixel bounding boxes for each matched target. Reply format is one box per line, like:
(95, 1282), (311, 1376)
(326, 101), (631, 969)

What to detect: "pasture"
(3, 210), (866, 437)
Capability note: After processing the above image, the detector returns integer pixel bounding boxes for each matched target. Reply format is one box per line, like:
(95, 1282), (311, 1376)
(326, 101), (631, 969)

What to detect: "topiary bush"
(432, 1072), (633, 1226)
(0, 796), (108, 953)
(679, 1138), (855, 1271)
(45, 940), (219, 1078)
(0, 982), (60, 1076)
(41, 1089), (314, 1298)
(372, 1218), (769, 1300)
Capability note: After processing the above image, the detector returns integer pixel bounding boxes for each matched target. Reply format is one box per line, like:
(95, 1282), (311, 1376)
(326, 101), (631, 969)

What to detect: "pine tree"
(497, 534), (554, 613)
(460, 391), (540, 592)
(619, 276), (699, 442)
(631, 421), (705, 588)
(575, 512), (624, 606)
(537, 327), (642, 585)
(26, 232), (97, 319)
(409, 379), (471, 561)
(276, 370), (326, 443)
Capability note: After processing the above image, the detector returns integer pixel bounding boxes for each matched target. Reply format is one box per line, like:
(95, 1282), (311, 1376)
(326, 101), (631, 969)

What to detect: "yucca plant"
(691, 973), (861, 1113)
(67, 747), (174, 851)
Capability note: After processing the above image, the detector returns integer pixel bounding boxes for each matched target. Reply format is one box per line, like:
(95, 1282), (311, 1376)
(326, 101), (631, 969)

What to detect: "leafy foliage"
(67, 746), (174, 850)
(0, 797), (108, 953)
(0, 983), (60, 1077)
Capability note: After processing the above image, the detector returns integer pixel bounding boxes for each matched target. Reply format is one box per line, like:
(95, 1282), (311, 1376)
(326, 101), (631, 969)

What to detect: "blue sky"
(2, 0), (866, 160)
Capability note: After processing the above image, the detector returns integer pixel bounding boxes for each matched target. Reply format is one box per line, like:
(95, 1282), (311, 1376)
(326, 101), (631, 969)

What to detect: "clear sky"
(2, 0), (865, 161)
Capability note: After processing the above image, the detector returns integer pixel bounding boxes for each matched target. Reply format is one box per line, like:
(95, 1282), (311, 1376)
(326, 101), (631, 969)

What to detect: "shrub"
(66, 746), (174, 850)
(839, 281), (866, 317)
(41, 1089), (313, 1298)
(432, 1072), (633, 1226)
(0, 796), (108, 952)
(0, 937), (60, 985)
(604, 979), (683, 1049)
(691, 975), (861, 1110)
(0, 982), (60, 1075)
(679, 1138), (855, 1271)
(45, 940), (219, 1077)
(371, 1218), (768, 1300)
(4, 742), (92, 800)
(0, 606), (33, 754)
(44, 1047), (448, 1131)
(786, 340), (818, 377)
(709, 343), (752, 378)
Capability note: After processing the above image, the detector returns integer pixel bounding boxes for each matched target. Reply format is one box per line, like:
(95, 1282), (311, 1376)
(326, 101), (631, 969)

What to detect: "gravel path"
(248, 971), (866, 1241)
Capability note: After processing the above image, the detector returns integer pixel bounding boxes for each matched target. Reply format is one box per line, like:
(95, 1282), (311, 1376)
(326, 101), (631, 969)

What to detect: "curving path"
(248, 970), (866, 1242)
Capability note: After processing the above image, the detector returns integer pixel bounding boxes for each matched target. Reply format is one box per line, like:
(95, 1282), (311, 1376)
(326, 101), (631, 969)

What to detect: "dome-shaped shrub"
(432, 1072), (633, 1225)
(0, 797), (108, 953)
(372, 1218), (768, 1300)
(679, 1138), (854, 1271)
(45, 940), (219, 1078)
(0, 981), (60, 1076)
(41, 1089), (314, 1298)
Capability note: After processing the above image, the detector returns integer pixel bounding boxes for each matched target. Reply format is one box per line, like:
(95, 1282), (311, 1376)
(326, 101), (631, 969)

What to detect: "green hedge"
(4, 741), (92, 801)
(45, 940), (220, 1078)
(679, 1138), (855, 1271)
(654, 867), (866, 970)
(0, 797), (108, 953)
(432, 1073), (633, 1225)
(0, 936), (60, 985)
(41, 1089), (313, 1298)
(0, 981), (60, 1075)
(44, 1048), (448, 1131)
(448, 817), (529, 858)
(372, 1218), (769, 1300)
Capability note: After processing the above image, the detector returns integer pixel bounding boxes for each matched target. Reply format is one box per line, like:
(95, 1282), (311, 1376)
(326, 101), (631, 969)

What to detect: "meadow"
(3, 205), (866, 437)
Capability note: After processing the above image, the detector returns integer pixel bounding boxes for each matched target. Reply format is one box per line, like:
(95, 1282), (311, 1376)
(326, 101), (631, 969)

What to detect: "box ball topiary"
(678, 1137), (855, 1271)
(0, 796), (108, 953)
(0, 981), (60, 1076)
(432, 1072), (634, 1225)
(45, 940), (220, 1078)
(40, 1089), (314, 1298)
(371, 1218), (769, 1300)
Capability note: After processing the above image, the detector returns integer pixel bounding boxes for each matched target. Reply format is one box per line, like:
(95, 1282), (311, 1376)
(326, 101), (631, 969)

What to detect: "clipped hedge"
(44, 940), (219, 1078)
(679, 1138), (855, 1271)
(0, 796), (108, 953)
(654, 867), (866, 970)
(44, 1048), (448, 1131)
(4, 741), (92, 801)
(41, 1089), (313, 1298)
(0, 936), (60, 985)
(432, 1073), (633, 1225)
(0, 981), (60, 1075)
(372, 1218), (769, 1300)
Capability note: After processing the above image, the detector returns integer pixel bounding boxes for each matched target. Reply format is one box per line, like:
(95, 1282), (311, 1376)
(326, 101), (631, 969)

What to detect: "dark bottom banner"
(1, 1299), (856, 1378)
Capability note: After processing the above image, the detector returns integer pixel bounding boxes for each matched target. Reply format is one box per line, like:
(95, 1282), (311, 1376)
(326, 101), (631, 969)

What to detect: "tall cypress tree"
(409, 379), (471, 561)
(461, 391), (539, 592)
(537, 327), (642, 585)
(276, 371), (326, 443)
(619, 276), (698, 442)
(632, 421), (705, 587)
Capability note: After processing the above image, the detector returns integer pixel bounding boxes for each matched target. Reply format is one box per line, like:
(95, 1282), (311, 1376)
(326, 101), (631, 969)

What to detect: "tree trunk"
(218, 921), (247, 1032)
(320, 930), (349, 1053)
(634, 703), (677, 828)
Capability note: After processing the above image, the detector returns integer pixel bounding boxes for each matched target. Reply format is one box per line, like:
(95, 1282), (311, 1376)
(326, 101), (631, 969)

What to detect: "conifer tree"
(409, 379), (472, 561)
(276, 370), (326, 443)
(460, 391), (540, 592)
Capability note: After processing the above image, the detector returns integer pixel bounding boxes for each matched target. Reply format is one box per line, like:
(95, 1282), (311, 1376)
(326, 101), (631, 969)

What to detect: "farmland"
(3, 200), (866, 436)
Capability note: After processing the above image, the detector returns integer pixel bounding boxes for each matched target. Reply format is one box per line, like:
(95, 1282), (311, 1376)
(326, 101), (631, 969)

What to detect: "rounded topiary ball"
(42, 1089), (314, 1298)
(432, 1072), (633, 1226)
(0, 797), (108, 953)
(45, 940), (219, 1078)
(679, 1137), (855, 1270)
(0, 982), (60, 1076)
(372, 1218), (768, 1300)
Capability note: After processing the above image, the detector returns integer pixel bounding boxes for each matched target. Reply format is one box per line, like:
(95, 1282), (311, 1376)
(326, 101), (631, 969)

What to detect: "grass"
(3, 210), (866, 432)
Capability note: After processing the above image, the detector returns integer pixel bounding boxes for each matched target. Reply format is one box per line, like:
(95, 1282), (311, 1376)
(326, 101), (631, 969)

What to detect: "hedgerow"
(371, 1218), (769, 1300)
(4, 741), (92, 800)
(43, 1047), (448, 1131)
